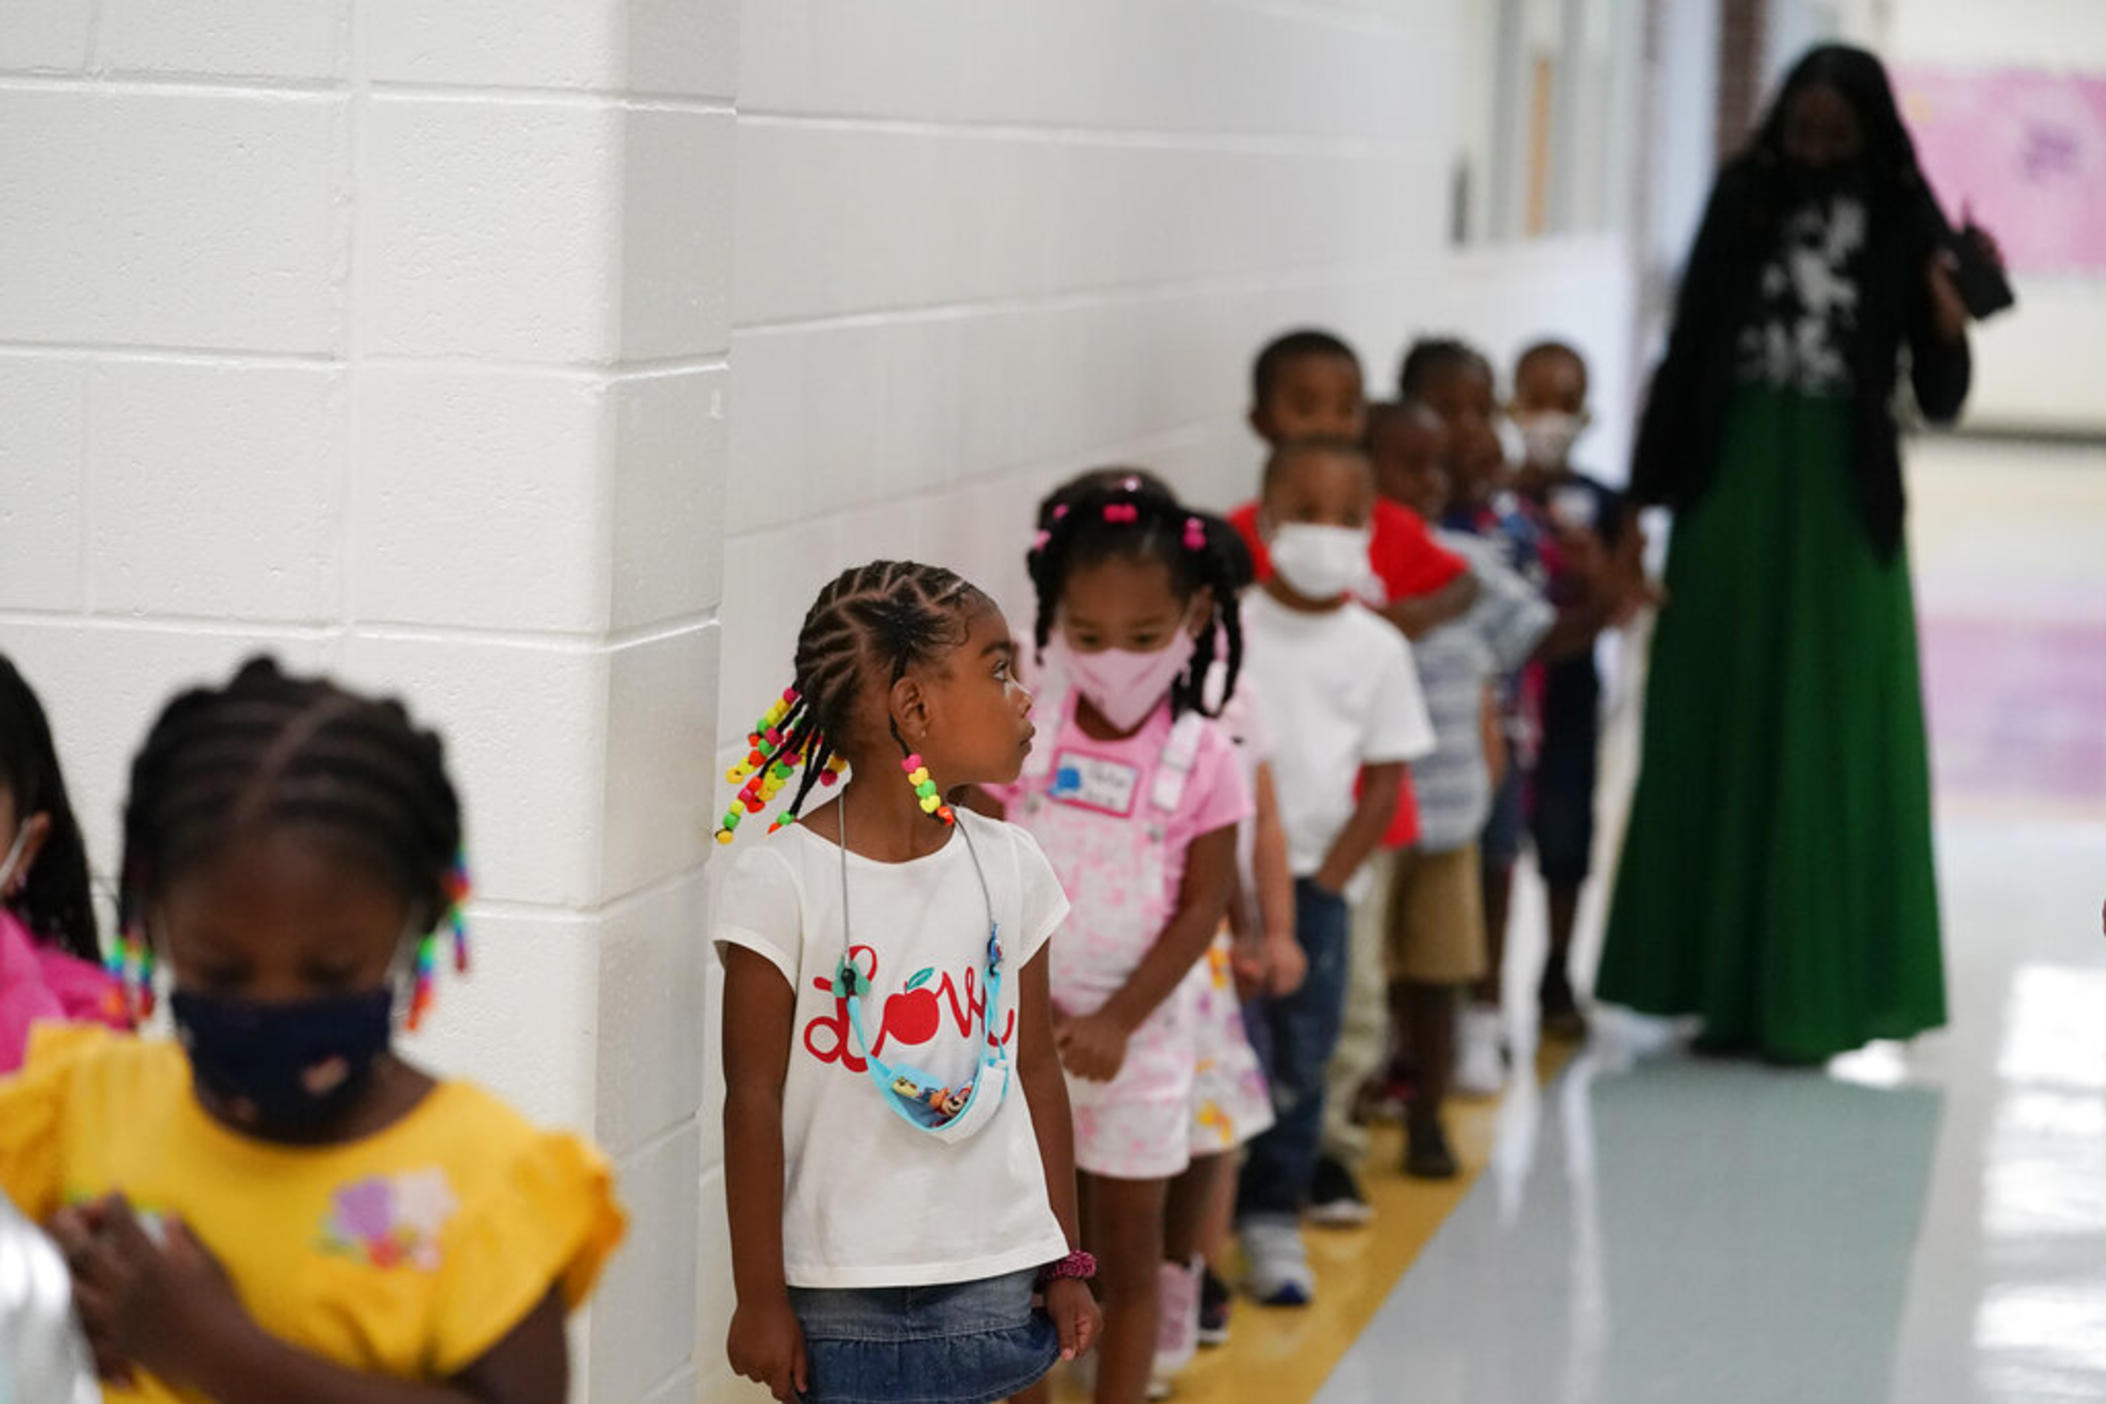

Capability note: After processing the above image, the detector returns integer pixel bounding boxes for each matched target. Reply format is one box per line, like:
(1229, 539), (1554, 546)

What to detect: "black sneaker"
(1405, 1118), (1460, 1181)
(1306, 1154), (1375, 1227)
(1198, 1264), (1231, 1347)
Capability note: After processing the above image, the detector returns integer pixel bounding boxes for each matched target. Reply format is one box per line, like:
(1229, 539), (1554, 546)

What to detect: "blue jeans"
(788, 1268), (1059, 1404)
(1237, 878), (1352, 1222)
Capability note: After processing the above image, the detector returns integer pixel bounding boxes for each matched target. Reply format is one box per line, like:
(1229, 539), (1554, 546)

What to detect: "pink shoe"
(1154, 1257), (1201, 1381)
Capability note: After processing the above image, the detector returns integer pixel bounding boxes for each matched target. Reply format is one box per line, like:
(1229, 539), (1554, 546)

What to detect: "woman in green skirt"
(1600, 46), (1996, 1062)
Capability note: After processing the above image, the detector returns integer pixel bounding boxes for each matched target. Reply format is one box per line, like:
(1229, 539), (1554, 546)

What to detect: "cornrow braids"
(1024, 472), (1245, 720)
(0, 654), (100, 964)
(717, 561), (991, 843)
(117, 656), (469, 1026)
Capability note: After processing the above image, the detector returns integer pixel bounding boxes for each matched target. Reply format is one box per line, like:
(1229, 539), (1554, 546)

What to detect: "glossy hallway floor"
(1159, 437), (2106, 1404)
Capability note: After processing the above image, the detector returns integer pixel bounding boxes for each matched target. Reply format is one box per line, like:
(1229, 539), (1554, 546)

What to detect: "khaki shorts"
(1384, 844), (1487, 985)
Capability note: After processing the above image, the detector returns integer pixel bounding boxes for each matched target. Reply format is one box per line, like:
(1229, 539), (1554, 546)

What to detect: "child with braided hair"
(0, 656), (624, 1404)
(712, 560), (1100, 1404)
(973, 475), (1254, 1404)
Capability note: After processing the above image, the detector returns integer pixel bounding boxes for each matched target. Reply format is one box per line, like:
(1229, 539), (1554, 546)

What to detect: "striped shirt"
(1410, 529), (1555, 853)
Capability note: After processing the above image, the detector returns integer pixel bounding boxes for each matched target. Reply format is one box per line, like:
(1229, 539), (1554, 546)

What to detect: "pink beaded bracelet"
(1038, 1250), (1097, 1285)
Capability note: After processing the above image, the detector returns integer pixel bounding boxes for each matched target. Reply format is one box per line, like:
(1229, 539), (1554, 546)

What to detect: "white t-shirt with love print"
(711, 806), (1072, 1289)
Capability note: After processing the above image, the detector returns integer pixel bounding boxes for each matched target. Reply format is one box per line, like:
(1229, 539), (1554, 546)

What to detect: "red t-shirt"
(1230, 499), (1458, 851)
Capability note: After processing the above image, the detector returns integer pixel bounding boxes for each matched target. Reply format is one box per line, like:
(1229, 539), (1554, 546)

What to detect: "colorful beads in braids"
(714, 561), (991, 847)
(715, 687), (849, 843)
(116, 656), (473, 1030)
(408, 851), (472, 1031)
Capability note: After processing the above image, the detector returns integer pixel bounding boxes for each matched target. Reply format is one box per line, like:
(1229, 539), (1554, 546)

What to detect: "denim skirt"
(787, 1268), (1060, 1404)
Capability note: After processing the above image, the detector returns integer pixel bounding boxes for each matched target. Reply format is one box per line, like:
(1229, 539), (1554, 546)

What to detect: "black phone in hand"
(1949, 222), (2015, 321)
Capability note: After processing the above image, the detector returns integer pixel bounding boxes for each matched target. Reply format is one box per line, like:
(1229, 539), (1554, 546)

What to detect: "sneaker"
(1305, 1154), (1375, 1228)
(1197, 1263), (1231, 1346)
(1456, 1005), (1508, 1099)
(1153, 1257), (1201, 1380)
(1405, 1117), (1460, 1181)
(1241, 1221), (1316, 1306)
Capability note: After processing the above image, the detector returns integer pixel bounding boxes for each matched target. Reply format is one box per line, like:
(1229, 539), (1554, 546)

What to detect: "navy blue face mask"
(171, 987), (395, 1137)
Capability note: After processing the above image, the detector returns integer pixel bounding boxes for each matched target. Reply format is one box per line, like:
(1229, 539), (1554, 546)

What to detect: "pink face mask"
(1049, 630), (1197, 733)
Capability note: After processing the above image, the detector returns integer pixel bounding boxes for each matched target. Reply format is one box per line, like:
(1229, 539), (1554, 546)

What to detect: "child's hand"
(1043, 1276), (1101, 1362)
(45, 1205), (134, 1385)
(1264, 931), (1308, 997)
(1229, 935), (1273, 1002)
(728, 1297), (809, 1402)
(56, 1197), (245, 1386)
(1054, 1011), (1131, 1082)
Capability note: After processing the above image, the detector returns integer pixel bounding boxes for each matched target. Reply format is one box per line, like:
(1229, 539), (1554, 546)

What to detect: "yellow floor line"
(1051, 1045), (1576, 1404)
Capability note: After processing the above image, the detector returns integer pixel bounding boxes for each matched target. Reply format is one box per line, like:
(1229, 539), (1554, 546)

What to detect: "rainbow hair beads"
(408, 851), (472, 1031)
(902, 753), (955, 826)
(716, 687), (849, 844)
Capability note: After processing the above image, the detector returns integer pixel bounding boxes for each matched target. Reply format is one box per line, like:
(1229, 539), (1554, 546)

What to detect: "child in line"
(1365, 403), (1553, 1177)
(713, 561), (1100, 1404)
(981, 476), (1254, 1403)
(1229, 331), (1471, 1233)
(1402, 339), (1601, 1075)
(1012, 471), (1293, 1376)
(1495, 339), (1648, 1053)
(0, 656), (625, 1402)
(1183, 520), (1300, 1356)
(1236, 438), (1436, 1306)
(0, 655), (129, 1073)
(1231, 330), (1477, 639)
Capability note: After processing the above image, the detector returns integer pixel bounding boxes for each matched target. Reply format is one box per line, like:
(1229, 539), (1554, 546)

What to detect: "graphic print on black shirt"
(1737, 195), (1867, 395)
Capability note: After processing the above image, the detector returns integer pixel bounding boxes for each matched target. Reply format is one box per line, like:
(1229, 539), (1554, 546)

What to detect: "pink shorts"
(1065, 977), (1196, 1181)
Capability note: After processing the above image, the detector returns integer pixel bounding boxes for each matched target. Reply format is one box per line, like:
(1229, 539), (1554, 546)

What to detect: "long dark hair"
(0, 654), (100, 962)
(1627, 43), (1970, 556)
(1744, 44), (1945, 251)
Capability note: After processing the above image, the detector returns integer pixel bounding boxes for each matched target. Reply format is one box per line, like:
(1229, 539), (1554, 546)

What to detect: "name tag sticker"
(1047, 752), (1141, 817)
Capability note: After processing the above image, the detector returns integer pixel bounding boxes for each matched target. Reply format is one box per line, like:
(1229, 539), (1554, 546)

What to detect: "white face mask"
(1267, 523), (1373, 602)
(1516, 411), (1587, 469)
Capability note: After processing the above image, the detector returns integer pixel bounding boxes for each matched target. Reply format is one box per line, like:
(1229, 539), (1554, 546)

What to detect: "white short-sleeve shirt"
(711, 807), (1072, 1289)
(1240, 590), (1436, 878)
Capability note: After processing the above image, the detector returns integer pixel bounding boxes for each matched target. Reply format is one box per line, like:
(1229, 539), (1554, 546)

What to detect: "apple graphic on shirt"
(885, 969), (942, 1045)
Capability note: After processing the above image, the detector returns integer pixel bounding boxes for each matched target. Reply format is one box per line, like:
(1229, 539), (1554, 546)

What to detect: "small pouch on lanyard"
(831, 807), (1013, 1145)
(833, 929), (1010, 1145)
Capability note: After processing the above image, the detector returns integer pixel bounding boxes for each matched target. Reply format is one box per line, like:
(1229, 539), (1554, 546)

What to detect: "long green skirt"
(1597, 384), (1947, 1062)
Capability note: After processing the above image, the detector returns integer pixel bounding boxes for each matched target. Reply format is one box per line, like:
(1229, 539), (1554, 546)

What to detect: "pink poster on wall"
(1896, 66), (2106, 274)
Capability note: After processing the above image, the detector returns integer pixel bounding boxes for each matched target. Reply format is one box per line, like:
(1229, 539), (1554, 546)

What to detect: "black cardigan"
(1629, 157), (1971, 559)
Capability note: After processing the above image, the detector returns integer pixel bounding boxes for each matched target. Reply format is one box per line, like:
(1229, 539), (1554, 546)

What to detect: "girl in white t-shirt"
(712, 560), (1101, 1404)
(981, 476), (1256, 1404)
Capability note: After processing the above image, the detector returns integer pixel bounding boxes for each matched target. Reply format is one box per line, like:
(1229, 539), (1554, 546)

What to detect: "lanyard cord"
(836, 797), (998, 967)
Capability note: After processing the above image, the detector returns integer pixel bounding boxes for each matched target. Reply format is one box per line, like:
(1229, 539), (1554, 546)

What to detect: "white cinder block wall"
(0, 3), (732, 1401)
(708, 1), (1473, 1394)
(2, 1), (1640, 1400)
